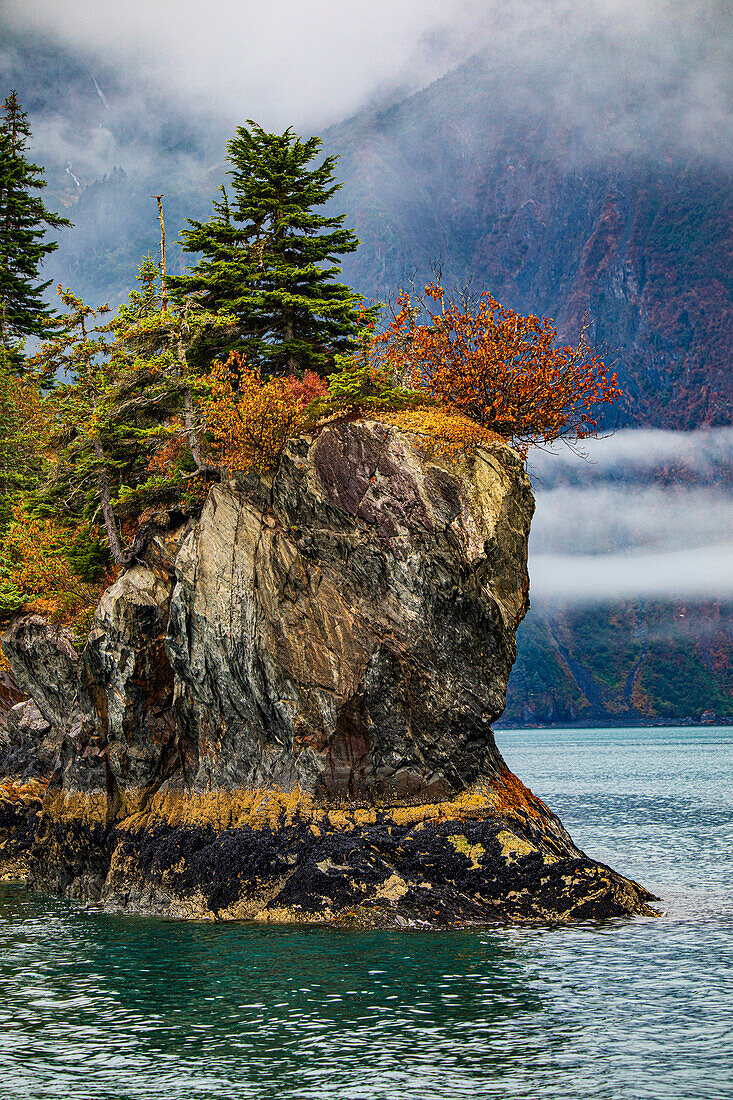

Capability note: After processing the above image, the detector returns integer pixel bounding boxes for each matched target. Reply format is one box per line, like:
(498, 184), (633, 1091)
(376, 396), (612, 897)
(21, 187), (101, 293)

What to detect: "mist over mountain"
(0, 30), (226, 306)
(4, 4), (730, 428)
(326, 45), (731, 431)
(502, 430), (733, 726)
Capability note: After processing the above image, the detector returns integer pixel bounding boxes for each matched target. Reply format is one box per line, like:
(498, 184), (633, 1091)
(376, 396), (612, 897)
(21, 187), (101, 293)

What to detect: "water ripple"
(1, 726), (731, 1099)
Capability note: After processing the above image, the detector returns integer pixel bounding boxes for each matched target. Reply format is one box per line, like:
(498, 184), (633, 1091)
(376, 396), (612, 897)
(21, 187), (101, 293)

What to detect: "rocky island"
(0, 420), (656, 925)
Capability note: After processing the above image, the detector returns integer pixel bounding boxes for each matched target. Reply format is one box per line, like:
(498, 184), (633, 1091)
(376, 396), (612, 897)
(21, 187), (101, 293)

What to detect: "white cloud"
(531, 487), (733, 555)
(528, 428), (733, 604)
(530, 545), (733, 603)
(3, 0), (484, 131)
(3, 0), (730, 162)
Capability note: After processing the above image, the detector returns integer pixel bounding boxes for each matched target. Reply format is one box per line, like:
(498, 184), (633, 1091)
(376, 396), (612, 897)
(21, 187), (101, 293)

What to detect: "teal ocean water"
(1, 726), (731, 1100)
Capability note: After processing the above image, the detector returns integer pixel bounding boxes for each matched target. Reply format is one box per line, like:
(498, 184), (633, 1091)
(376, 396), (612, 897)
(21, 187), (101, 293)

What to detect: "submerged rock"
(0, 421), (657, 924)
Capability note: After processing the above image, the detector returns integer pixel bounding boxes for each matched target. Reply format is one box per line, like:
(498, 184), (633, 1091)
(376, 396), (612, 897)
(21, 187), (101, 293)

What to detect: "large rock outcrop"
(167, 421), (530, 802)
(0, 420), (657, 924)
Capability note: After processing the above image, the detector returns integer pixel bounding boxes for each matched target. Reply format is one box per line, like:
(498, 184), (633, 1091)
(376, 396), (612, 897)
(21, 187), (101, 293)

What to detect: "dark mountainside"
(503, 601), (733, 727)
(327, 53), (733, 725)
(2, 34), (731, 726)
(503, 433), (733, 727)
(326, 54), (732, 432)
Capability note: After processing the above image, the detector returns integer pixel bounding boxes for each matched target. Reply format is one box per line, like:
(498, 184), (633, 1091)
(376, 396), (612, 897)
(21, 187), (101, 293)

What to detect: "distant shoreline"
(495, 718), (733, 730)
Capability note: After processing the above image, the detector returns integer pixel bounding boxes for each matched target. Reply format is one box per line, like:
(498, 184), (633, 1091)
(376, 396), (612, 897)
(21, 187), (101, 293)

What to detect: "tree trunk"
(154, 195), (168, 313)
(283, 315), (298, 374)
(182, 384), (206, 471)
(93, 438), (125, 565)
(397, 303), (421, 389)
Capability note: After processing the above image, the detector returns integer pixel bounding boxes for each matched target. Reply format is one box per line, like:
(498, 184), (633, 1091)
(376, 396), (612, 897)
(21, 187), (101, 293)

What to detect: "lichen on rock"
(0, 420), (657, 925)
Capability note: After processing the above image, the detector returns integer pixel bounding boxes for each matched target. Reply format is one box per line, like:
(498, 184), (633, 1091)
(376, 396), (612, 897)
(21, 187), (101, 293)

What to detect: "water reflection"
(1, 891), (557, 1099)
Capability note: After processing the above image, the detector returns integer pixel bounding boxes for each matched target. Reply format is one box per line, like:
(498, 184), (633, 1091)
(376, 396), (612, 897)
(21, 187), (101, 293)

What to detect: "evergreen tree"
(27, 262), (232, 564)
(174, 121), (366, 375)
(0, 91), (71, 365)
(26, 288), (129, 561)
(0, 357), (45, 535)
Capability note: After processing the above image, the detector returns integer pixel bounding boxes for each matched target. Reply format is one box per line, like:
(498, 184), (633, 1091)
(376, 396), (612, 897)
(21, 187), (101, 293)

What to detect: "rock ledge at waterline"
(0, 419), (656, 925)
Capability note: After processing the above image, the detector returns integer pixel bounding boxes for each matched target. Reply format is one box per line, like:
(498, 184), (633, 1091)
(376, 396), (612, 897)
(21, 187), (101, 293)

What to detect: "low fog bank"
(531, 546), (733, 603)
(529, 427), (733, 486)
(529, 428), (733, 604)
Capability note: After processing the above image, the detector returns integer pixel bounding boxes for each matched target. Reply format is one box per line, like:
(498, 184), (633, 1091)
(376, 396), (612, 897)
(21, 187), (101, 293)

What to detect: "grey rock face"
(1, 616), (79, 732)
(78, 564), (177, 793)
(167, 420), (534, 804)
(0, 526), (190, 795)
(0, 668), (24, 725)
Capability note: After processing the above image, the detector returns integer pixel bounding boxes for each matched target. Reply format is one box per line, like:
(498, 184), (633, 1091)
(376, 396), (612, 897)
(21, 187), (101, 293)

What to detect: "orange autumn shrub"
(0, 505), (109, 639)
(204, 352), (327, 475)
(201, 285), (621, 475)
(380, 284), (621, 455)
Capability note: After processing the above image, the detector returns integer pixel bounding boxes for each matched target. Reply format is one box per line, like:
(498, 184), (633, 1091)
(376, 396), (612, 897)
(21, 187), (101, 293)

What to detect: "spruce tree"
(174, 121), (366, 375)
(0, 91), (71, 365)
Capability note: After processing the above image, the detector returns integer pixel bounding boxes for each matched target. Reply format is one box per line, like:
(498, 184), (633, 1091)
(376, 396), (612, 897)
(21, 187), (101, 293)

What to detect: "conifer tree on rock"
(0, 91), (70, 368)
(174, 121), (365, 375)
(25, 259), (232, 568)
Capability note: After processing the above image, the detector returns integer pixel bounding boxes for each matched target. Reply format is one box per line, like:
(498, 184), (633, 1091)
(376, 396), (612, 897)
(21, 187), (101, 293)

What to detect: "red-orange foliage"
(380, 284), (621, 454)
(284, 369), (332, 410)
(145, 420), (188, 479)
(0, 505), (110, 637)
(204, 353), (328, 474)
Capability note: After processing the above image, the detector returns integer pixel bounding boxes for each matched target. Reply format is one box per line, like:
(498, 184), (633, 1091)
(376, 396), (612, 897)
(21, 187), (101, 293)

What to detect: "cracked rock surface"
(168, 420), (533, 802)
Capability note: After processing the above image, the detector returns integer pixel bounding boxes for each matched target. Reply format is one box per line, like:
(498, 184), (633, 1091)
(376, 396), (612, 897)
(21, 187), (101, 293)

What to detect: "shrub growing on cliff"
(200, 274), (621, 473)
(0, 504), (106, 637)
(25, 261), (238, 563)
(204, 351), (327, 474)
(380, 283), (621, 455)
(0, 362), (47, 535)
(320, 351), (413, 417)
